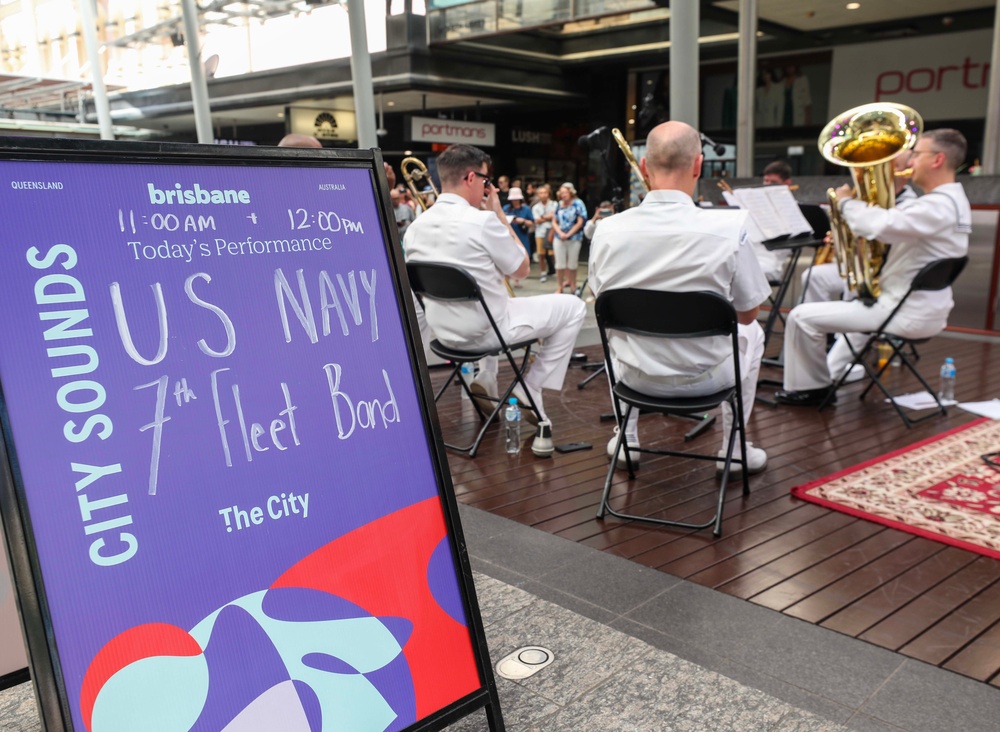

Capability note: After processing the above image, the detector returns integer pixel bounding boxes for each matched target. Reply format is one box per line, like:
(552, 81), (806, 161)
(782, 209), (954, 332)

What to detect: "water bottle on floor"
(504, 398), (522, 454)
(459, 362), (474, 400)
(938, 357), (956, 402)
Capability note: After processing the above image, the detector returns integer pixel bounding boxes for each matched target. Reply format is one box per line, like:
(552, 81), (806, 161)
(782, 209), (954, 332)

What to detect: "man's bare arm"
(737, 306), (759, 325)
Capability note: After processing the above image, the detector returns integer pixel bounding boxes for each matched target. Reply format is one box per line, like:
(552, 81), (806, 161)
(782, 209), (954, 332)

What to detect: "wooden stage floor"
(433, 333), (1000, 686)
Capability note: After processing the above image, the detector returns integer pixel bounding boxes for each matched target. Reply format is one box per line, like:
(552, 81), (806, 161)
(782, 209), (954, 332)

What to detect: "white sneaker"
(844, 364), (866, 383)
(531, 420), (554, 457)
(606, 427), (640, 469)
(715, 442), (767, 475)
(539, 273), (548, 283)
(469, 372), (497, 414)
(511, 384), (541, 426)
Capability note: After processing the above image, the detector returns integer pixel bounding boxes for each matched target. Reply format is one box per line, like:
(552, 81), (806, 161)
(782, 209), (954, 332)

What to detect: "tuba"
(818, 103), (922, 303)
(400, 157), (439, 212)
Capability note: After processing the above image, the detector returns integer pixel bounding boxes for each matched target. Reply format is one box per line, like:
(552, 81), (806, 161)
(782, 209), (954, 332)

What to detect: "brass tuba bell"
(818, 102), (922, 303)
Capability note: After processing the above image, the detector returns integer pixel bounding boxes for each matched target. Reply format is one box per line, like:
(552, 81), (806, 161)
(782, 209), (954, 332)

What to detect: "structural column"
(77, 0), (114, 139)
(982, 0), (1000, 175)
(180, 0), (214, 144)
(669, 0), (699, 128)
(347, 0), (378, 149)
(736, 0), (758, 177)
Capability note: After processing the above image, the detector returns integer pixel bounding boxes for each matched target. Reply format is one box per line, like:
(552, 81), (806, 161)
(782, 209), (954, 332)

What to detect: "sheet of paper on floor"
(885, 391), (958, 410)
(957, 398), (1000, 419)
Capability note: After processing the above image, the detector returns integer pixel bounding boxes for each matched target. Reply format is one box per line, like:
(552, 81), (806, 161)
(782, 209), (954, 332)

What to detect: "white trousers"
(613, 321), (765, 452)
(412, 292), (435, 362)
(447, 294), (587, 392)
(800, 262), (849, 304)
(783, 299), (948, 391)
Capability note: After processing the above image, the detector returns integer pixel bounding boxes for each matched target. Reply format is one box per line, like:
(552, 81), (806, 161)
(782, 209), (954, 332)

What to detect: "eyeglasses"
(469, 170), (493, 188)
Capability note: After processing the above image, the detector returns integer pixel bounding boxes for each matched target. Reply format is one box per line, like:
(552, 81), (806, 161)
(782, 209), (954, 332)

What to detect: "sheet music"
(722, 191), (767, 242)
(731, 187), (786, 241)
(763, 185), (814, 237)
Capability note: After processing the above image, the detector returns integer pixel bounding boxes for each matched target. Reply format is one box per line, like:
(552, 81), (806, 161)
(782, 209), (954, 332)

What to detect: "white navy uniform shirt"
(589, 189), (772, 379)
(403, 192), (524, 344)
(840, 181), (970, 318)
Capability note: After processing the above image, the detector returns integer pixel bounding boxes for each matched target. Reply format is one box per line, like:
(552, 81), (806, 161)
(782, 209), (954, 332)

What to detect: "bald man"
(278, 133), (322, 148)
(589, 121), (772, 474)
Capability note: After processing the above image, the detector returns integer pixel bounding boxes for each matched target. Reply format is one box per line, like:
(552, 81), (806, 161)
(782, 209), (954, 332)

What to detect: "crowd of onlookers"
(391, 172), (612, 296)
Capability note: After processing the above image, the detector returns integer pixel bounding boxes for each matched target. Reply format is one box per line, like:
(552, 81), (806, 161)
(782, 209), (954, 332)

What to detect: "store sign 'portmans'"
(410, 116), (495, 147)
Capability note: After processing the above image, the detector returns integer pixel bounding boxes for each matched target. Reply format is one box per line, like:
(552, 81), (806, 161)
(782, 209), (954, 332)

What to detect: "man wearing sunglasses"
(777, 129), (971, 406)
(404, 144), (586, 456)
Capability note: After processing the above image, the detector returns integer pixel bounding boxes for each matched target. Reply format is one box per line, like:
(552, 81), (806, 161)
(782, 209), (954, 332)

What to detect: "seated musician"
(799, 154), (917, 306)
(589, 121), (772, 474)
(776, 129), (971, 406)
(403, 144), (587, 455)
(752, 159), (795, 283)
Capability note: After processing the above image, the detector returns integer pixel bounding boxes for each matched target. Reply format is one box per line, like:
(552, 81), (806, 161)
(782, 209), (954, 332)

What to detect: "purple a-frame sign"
(0, 138), (504, 732)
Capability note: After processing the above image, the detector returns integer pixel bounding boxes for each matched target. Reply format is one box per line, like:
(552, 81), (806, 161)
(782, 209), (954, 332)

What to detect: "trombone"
(612, 127), (649, 192)
(400, 157), (439, 212)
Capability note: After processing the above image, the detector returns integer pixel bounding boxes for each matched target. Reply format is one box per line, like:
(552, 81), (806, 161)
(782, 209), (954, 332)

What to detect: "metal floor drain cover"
(495, 646), (554, 680)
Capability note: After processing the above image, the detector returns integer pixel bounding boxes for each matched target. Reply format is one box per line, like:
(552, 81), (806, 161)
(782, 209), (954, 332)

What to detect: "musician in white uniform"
(776, 129), (971, 406)
(404, 144), (586, 454)
(589, 121), (773, 473)
(799, 154), (917, 305)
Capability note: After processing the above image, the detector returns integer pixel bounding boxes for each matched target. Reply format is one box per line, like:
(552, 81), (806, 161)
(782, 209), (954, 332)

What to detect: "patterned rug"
(792, 418), (1000, 559)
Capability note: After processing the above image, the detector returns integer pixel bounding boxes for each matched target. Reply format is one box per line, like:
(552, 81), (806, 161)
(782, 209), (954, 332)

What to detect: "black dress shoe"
(774, 387), (833, 406)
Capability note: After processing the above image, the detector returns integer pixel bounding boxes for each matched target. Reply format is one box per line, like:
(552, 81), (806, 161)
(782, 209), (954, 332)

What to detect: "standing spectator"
(398, 185), (418, 214)
(525, 181), (539, 206)
(532, 184), (558, 283)
(390, 188), (416, 238)
(503, 187), (535, 288)
(496, 175), (511, 208)
(584, 200), (614, 240)
(553, 182), (587, 294)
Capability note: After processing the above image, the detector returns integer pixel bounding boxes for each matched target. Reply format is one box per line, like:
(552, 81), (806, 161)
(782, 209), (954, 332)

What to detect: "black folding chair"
(818, 256), (969, 427)
(595, 289), (751, 537)
(406, 261), (542, 456)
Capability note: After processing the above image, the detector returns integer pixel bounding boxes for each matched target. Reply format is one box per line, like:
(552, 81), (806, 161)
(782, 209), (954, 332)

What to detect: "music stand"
(755, 203), (828, 407)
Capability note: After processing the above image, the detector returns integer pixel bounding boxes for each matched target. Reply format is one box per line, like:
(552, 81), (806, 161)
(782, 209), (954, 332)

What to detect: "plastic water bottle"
(504, 398), (522, 454)
(938, 357), (956, 402)
(459, 362), (474, 400)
